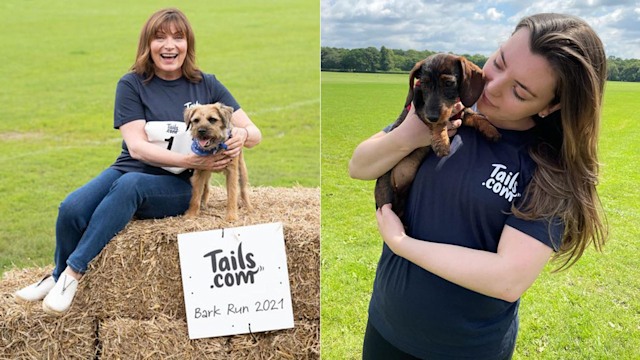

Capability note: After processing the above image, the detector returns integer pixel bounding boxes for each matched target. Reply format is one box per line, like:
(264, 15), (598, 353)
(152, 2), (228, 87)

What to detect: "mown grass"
(320, 71), (640, 359)
(0, 0), (319, 274)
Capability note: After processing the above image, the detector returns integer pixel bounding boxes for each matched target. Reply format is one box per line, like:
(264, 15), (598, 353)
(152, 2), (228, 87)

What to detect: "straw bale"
(99, 315), (319, 360)
(283, 226), (320, 320)
(0, 267), (97, 360)
(225, 320), (320, 360)
(99, 314), (225, 359)
(74, 186), (319, 321)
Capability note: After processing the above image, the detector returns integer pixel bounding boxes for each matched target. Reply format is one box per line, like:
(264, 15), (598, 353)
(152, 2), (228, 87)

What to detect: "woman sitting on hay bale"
(14, 7), (261, 316)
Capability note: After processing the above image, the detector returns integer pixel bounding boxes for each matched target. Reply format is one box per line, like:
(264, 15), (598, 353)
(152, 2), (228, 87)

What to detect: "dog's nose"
(197, 128), (207, 135)
(426, 114), (440, 123)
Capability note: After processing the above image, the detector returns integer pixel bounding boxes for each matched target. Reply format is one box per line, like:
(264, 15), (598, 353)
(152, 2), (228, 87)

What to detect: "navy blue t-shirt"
(368, 126), (564, 359)
(110, 72), (240, 180)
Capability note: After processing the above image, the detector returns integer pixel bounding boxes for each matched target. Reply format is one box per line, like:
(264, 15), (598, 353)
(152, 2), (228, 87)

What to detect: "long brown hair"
(131, 8), (202, 83)
(511, 13), (608, 270)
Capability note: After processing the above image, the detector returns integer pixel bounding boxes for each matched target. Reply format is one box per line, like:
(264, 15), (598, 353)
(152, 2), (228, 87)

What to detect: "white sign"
(178, 222), (294, 339)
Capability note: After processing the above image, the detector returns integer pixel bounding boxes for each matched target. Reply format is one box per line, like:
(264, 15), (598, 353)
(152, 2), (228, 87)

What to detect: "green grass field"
(320, 71), (640, 359)
(0, 0), (319, 274)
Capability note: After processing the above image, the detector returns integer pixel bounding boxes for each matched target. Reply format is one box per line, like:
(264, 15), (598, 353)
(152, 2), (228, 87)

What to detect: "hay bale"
(0, 267), (97, 360)
(283, 226), (319, 321)
(99, 315), (319, 360)
(74, 186), (320, 321)
(99, 314), (226, 359)
(226, 320), (320, 359)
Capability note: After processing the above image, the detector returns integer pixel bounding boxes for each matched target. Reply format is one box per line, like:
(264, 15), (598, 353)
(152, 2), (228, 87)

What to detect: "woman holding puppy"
(350, 13), (607, 359)
(14, 8), (261, 315)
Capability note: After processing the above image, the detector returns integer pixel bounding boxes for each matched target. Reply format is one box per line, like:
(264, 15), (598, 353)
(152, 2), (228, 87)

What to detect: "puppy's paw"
(225, 208), (239, 222)
(484, 128), (502, 142)
(431, 142), (450, 157)
(184, 208), (199, 218)
(476, 118), (501, 142)
(463, 111), (501, 142)
(434, 147), (450, 157)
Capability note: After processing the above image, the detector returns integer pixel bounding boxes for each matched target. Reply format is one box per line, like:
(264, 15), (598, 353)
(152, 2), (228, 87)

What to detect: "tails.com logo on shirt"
(482, 164), (521, 202)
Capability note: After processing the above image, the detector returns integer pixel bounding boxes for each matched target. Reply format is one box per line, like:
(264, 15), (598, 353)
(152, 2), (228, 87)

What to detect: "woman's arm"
(348, 105), (462, 180)
(376, 204), (553, 303)
(232, 108), (261, 148)
(120, 120), (231, 171)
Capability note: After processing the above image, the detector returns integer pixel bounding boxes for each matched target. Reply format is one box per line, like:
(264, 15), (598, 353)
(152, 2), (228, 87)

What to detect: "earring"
(539, 113), (547, 118)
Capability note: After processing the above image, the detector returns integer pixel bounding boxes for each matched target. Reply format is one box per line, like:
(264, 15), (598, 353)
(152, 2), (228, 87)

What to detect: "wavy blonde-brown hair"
(511, 13), (608, 270)
(131, 8), (202, 83)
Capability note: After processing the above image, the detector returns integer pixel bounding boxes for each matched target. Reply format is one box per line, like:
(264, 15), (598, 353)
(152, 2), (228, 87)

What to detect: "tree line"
(321, 46), (640, 82)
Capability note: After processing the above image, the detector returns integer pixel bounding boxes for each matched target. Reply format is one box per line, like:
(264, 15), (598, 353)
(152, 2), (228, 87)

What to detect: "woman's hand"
(376, 203), (409, 256)
(187, 152), (231, 171)
(223, 127), (248, 158)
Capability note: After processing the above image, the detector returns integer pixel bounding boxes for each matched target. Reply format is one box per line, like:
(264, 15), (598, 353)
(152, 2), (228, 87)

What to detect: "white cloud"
(486, 7), (505, 21)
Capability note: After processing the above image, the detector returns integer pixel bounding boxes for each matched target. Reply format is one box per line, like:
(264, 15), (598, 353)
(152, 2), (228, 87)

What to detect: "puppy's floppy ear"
(184, 106), (198, 129)
(405, 60), (425, 107)
(457, 56), (485, 107)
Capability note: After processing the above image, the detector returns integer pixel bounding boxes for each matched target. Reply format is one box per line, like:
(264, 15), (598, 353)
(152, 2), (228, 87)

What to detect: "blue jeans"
(52, 168), (192, 280)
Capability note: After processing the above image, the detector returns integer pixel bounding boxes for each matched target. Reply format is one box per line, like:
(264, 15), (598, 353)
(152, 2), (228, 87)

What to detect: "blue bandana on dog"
(191, 129), (232, 156)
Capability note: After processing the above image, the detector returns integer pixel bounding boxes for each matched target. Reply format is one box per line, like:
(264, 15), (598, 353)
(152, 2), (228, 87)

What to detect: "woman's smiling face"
(150, 23), (187, 81)
(477, 28), (560, 130)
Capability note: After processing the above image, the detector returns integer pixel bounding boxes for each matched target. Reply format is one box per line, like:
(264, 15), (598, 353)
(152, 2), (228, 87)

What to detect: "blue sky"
(321, 0), (640, 59)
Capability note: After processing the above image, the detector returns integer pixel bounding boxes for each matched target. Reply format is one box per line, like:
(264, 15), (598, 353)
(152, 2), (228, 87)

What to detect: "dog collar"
(191, 130), (231, 156)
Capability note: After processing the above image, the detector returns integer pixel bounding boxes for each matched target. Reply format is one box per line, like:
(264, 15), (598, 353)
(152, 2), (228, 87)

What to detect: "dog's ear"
(184, 106), (197, 129)
(458, 56), (485, 107)
(216, 103), (235, 127)
(405, 60), (425, 107)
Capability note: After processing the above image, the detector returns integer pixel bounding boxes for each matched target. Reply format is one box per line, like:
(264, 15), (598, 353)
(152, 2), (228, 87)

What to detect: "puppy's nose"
(426, 114), (440, 123)
(197, 128), (207, 135)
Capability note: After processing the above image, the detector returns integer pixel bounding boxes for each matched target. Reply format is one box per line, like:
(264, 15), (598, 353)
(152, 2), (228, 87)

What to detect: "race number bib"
(144, 121), (193, 174)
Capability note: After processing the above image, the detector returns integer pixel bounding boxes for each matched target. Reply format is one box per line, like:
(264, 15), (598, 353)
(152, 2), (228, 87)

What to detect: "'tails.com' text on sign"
(178, 222), (294, 339)
(204, 242), (260, 289)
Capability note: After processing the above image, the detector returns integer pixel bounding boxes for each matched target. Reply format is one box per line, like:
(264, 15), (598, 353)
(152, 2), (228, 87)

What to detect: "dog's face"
(407, 53), (485, 124)
(184, 103), (234, 150)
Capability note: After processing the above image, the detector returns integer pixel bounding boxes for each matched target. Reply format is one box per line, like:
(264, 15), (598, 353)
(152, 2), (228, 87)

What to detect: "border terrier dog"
(183, 103), (252, 221)
(375, 53), (501, 218)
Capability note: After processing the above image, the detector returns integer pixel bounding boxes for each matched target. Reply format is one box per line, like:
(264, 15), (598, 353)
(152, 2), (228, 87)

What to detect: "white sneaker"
(14, 275), (55, 302)
(42, 274), (78, 316)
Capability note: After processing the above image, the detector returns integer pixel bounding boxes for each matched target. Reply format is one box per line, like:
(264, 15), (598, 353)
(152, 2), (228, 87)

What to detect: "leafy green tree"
(321, 47), (346, 70)
(380, 46), (395, 71)
(342, 47), (380, 72)
(607, 57), (620, 81)
(620, 60), (640, 81)
(397, 49), (425, 71)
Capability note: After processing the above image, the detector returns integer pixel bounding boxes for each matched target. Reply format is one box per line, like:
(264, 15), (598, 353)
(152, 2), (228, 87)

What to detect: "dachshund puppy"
(374, 53), (501, 217)
(183, 103), (252, 221)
